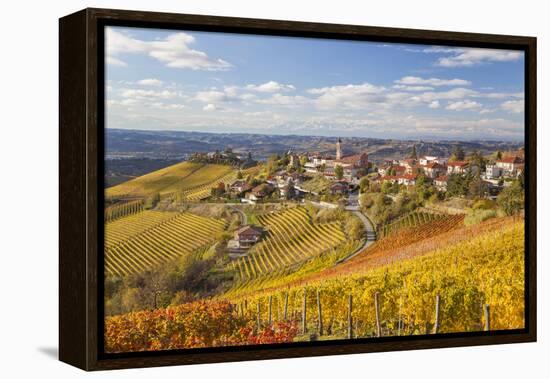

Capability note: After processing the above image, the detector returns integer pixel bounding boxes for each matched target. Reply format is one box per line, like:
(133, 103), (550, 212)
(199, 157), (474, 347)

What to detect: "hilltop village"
(188, 138), (525, 207)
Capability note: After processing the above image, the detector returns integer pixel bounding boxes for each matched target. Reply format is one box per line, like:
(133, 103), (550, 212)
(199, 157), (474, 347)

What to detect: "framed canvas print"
(59, 8), (536, 371)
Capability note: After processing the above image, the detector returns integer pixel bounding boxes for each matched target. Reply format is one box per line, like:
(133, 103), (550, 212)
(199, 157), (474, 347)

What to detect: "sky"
(105, 26), (525, 142)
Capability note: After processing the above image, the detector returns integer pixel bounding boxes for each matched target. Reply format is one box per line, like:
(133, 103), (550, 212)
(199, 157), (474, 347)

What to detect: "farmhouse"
(230, 180), (251, 194)
(496, 156), (524, 176)
(227, 225), (264, 250)
(245, 183), (275, 203)
(447, 161), (470, 174)
(378, 164), (406, 177)
(423, 162), (446, 179)
(485, 164), (503, 179)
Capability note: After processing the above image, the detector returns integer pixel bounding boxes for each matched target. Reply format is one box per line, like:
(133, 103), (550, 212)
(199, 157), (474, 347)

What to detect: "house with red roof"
(496, 156), (524, 176)
(423, 162), (447, 179)
(447, 161), (470, 174)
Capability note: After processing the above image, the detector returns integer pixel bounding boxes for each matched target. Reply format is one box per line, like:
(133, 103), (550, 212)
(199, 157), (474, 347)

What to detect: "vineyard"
(228, 218), (524, 338)
(104, 199), (144, 222)
(105, 211), (226, 276)
(105, 162), (235, 199)
(170, 170), (237, 202)
(379, 211), (443, 238)
(105, 300), (298, 353)
(227, 212), (464, 299)
(231, 207), (353, 282)
(105, 218), (524, 351)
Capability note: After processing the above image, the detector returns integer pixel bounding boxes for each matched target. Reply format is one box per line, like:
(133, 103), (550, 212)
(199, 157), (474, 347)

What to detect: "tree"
(144, 192), (161, 209)
(414, 173), (435, 200)
(335, 164), (344, 180)
(285, 180), (295, 200)
(496, 151), (503, 160)
(410, 144), (418, 159)
(469, 150), (487, 171)
(450, 145), (465, 161)
(300, 155), (308, 166)
(211, 182), (226, 197)
(359, 177), (370, 193)
(236, 170), (243, 180)
(381, 181), (393, 194)
(318, 163), (326, 173)
(469, 177), (489, 199)
(266, 154), (280, 175)
(446, 174), (468, 197)
(497, 181), (524, 215)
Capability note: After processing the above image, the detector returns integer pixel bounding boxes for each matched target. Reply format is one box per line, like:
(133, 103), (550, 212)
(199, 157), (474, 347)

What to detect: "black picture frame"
(59, 7), (537, 371)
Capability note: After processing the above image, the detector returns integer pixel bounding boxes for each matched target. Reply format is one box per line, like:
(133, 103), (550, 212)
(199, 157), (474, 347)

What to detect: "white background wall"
(0, 0), (547, 377)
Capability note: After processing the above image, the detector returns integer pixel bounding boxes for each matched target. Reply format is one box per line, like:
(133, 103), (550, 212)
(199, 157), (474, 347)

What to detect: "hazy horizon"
(106, 26), (525, 142)
(105, 127), (525, 144)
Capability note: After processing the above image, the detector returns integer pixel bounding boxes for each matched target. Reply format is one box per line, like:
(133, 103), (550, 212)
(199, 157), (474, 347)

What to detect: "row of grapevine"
(233, 207), (349, 281)
(105, 218), (524, 351)
(104, 199), (144, 223)
(106, 162), (207, 199)
(105, 210), (180, 249)
(229, 220), (525, 338)
(379, 211), (442, 238)
(227, 212), (467, 299)
(104, 300), (298, 353)
(105, 212), (226, 276)
(171, 170), (237, 202)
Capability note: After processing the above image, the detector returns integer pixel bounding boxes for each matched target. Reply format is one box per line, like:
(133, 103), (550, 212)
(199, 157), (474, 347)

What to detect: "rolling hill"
(105, 162), (236, 199)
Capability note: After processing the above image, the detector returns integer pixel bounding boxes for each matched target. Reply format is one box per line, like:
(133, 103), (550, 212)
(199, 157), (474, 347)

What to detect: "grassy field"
(105, 162), (235, 199)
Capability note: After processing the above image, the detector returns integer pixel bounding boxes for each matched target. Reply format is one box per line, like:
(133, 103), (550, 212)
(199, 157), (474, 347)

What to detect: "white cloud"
(121, 89), (179, 100)
(428, 101), (440, 109)
(137, 78), (163, 86)
(195, 90), (231, 103)
(307, 83), (386, 109)
(152, 102), (185, 110)
(395, 76), (471, 86)
(501, 99), (524, 113)
(479, 108), (496, 114)
(106, 28), (232, 71)
(433, 48), (522, 67)
(106, 57), (127, 67)
(246, 81), (295, 93)
(256, 94), (310, 106)
(446, 100), (482, 111)
(392, 85), (434, 91)
(203, 103), (223, 111)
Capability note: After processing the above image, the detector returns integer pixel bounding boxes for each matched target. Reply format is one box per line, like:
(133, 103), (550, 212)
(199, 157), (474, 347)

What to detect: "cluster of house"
(374, 154), (524, 191)
(234, 171), (307, 204)
(302, 138), (369, 183)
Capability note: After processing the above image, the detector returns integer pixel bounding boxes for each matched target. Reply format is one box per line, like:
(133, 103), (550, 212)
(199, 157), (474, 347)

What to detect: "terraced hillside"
(226, 217), (524, 336)
(379, 211), (443, 238)
(232, 207), (353, 281)
(227, 213), (465, 299)
(105, 211), (226, 276)
(173, 170), (238, 202)
(105, 210), (179, 249)
(105, 162), (234, 199)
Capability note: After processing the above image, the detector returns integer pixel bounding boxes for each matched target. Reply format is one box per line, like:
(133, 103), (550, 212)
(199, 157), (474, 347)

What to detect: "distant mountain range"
(106, 128), (524, 163)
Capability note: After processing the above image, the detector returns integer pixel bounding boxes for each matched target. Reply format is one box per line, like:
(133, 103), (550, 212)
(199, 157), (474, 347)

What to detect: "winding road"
(338, 191), (377, 263)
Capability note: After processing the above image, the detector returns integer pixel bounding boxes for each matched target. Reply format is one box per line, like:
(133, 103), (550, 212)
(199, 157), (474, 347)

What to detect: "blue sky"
(106, 26), (525, 141)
